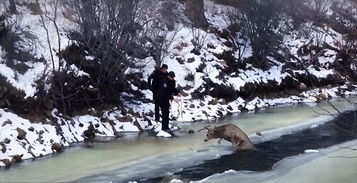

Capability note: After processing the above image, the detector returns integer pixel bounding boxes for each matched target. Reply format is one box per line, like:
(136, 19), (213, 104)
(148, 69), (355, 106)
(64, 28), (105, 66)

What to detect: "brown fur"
(203, 124), (256, 151)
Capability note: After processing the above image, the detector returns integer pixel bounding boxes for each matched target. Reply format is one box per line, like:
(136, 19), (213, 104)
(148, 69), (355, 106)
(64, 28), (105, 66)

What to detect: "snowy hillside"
(1, 0), (357, 167)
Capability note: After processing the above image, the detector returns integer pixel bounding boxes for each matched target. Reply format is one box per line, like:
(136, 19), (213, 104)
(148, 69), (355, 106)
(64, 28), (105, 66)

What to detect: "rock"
(51, 143), (63, 153)
(10, 154), (23, 163)
(227, 105), (233, 111)
(297, 83), (307, 91)
(117, 116), (133, 122)
(318, 93), (328, 100)
(207, 43), (216, 49)
(176, 57), (185, 64)
(256, 132), (263, 136)
(326, 84), (332, 89)
(83, 123), (96, 139)
(89, 108), (98, 116)
(28, 127), (35, 132)
(189, 104), (195, 108)
(285, 89), (300, 96)
(181, 42), (188, 47)
(188, 129), (195, 134)
(0, 143), (6, 153)
(187, 57), (195, 63)
(133, 120), (144, 132)
(16, 128), (27, 140)
(0, 159), (12, 168)
(183, 85), (193, 91)
(180, 92), (190, 97)
(209, 98), (218, 105)
(3, 138), (10, 144)
(218, 99), (227, 105)
(2, 120), (12, 127)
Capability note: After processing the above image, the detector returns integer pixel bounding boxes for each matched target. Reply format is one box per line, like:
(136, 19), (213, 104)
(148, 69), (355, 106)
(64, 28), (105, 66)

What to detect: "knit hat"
(168, 71), (175, 78)
(161, 64), (168, 69)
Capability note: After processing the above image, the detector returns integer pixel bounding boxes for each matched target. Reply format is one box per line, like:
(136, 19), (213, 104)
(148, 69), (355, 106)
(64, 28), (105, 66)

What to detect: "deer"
(200, 124), (256, 151)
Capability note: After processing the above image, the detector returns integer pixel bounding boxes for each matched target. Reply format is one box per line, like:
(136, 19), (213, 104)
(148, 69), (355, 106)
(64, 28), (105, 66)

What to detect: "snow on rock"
(156, 130), (172, 138)
(169, 179), (184, 183)
(0, 108), (142, 167)
(305, 149), (320, 153)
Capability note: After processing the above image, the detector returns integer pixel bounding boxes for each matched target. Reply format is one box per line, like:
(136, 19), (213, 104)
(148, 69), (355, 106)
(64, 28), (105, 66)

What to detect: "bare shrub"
(190, 27), (207, 55)
(233, 0), (284, 68)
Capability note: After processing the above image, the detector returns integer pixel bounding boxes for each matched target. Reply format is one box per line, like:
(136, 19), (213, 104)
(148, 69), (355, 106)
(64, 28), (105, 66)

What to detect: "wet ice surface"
(199, 139), (357, 183)
(141, 110), (357, 183)
(0, 98), (356, 183)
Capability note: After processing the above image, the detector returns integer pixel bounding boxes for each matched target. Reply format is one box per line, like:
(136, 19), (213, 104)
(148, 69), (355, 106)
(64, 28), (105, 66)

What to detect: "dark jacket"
(148, 69), (168, 96)
(156, 77), (179, 100)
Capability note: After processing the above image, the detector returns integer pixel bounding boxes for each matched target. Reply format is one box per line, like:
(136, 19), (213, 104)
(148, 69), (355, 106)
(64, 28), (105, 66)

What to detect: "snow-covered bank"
(0, 108), (144, 167)
(0, 88), (356, 167)
(0, 100), (355, 182)
(1, 0), (357, 168)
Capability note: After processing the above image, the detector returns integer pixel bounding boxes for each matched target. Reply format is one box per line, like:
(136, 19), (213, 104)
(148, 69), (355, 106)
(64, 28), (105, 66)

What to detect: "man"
(148, 64), (168, 122)
(156, 71), (179, 131)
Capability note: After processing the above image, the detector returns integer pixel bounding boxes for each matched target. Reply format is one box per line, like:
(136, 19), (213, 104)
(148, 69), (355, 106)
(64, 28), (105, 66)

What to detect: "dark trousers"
(158, 99), (170, 130)
(154, 98), (160, 121)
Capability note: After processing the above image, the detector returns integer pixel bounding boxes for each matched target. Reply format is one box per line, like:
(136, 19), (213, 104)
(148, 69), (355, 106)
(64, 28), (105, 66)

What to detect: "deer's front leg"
(218, 138), (222, 144)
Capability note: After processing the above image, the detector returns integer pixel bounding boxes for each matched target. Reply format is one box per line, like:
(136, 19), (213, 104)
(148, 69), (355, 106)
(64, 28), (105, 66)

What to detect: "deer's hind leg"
(231, 136), (243, 147)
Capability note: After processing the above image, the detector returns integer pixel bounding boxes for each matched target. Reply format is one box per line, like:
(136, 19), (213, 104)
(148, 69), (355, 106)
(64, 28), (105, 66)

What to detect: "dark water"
(140, 110), (357, 183)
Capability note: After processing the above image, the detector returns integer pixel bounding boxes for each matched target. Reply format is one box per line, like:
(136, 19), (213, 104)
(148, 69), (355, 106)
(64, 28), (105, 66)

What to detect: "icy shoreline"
(193, 139), (357, 183)
(1, 85), (356, 167)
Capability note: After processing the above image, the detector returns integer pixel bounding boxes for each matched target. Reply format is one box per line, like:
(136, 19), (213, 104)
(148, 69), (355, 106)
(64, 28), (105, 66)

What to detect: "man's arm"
(148, 72), (155, 91)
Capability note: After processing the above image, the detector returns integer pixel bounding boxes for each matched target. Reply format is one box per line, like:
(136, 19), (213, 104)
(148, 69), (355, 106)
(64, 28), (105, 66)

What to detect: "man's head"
(168, 71), (175, 80)
(160, 64), (168, 73)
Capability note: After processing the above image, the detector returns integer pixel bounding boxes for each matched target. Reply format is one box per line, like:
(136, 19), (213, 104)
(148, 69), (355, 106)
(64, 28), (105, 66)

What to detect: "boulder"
(51, 143), (63, 153)
(0, 159), (12, 168)
(187, 57), (195, 63)
(117, 116), (133, 122)
(83, 123), (96, 139)
(318, 93), (328, 100)
(28, 127), (35, 132)
(10, 154), (23, 163)
(2, 120), (12, 126)
(3, 138), (10, 144)
(0, 143), (6, 153)
(209, 98), (218, 105)
(316, 93), (328, 101)
(16, 128), (26, 140)
(297, 83), (307, 91)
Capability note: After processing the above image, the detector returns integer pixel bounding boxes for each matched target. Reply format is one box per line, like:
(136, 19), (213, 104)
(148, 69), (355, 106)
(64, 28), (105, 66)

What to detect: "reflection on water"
(0, 97), (356, 183)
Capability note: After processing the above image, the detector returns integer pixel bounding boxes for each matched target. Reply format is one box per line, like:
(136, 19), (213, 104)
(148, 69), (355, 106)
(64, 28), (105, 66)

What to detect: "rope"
(170, 96), (208, 136)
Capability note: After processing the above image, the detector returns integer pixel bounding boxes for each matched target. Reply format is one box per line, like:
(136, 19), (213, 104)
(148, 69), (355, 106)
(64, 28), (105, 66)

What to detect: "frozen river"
(0, 97), (356, 183)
